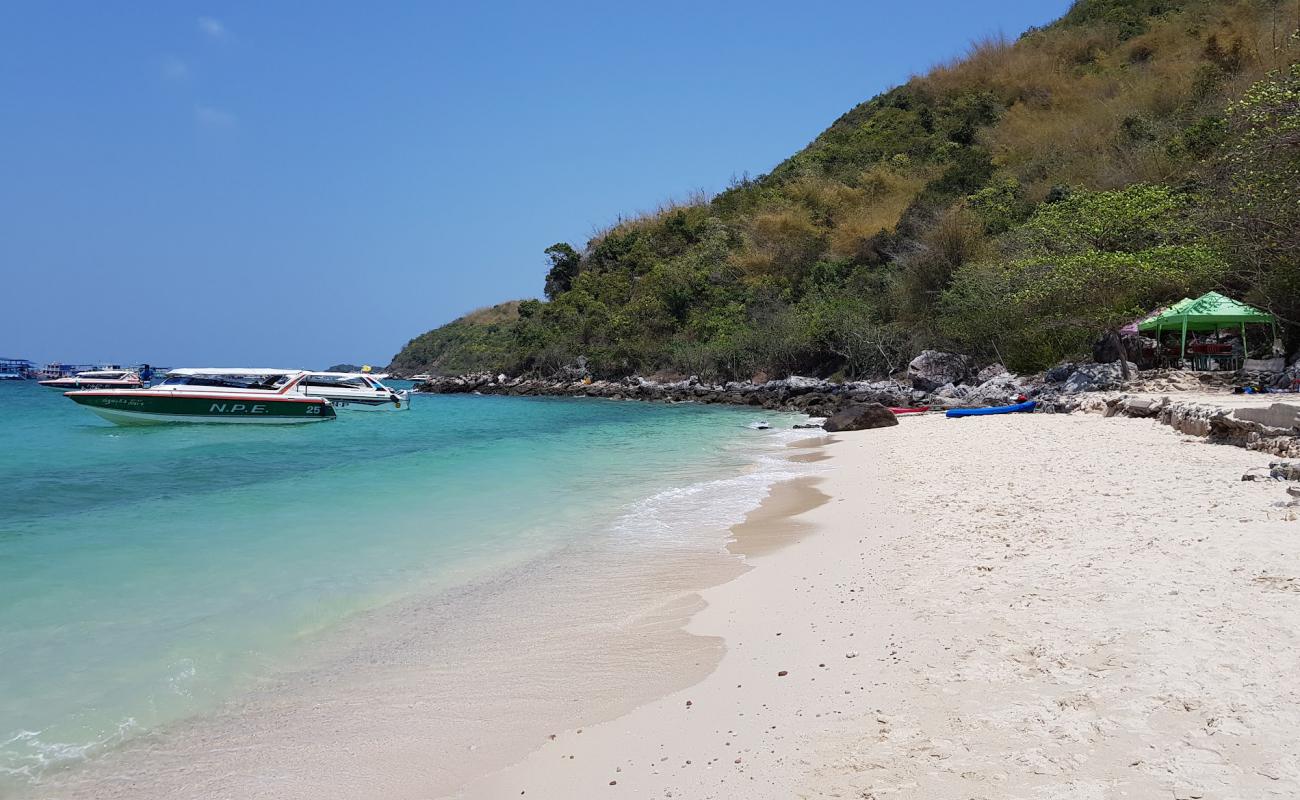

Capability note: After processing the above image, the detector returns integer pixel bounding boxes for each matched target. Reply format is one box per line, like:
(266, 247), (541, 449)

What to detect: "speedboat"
(40, 369), (144, 390)
(64, 369), (335, 425)
(298, 371), (411, 411)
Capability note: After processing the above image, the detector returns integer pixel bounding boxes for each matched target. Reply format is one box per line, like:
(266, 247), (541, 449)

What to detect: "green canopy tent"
(1137, 291), (1277, 363)
(1127, 297), (1194, 333)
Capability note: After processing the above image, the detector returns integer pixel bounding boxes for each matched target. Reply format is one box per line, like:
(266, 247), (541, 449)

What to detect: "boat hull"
(40, 379), (144, 390)
(309, 391), (411, 411)
(66, 391), (335, 425)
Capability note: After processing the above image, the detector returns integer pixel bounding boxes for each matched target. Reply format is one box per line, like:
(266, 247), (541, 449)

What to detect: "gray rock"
(1045, 363), (1076, 383)
(1270, 460), (1300, 481)
(965, 373), (1030, 407)
(907, 350), (975, 392)
(823, 403), (900, 432)
(1061, 362), (1138, 393)
(975, 363), (1008, 383)
(844, 379), (910, 408)
(931, 381), (972, 400)
(1106, 395), (1167, 418)
(783, 375), (822, 393)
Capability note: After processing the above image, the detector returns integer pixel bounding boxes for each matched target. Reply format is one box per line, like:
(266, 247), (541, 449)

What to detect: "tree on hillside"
(1213, 62), (1300, 328)
(543, 242), (581, 300)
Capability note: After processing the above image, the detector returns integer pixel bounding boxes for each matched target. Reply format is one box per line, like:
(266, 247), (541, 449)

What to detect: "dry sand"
(457, 412), (1300, 799)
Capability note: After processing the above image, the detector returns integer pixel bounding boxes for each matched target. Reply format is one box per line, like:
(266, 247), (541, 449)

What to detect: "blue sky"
(1, 1), (1072, 368)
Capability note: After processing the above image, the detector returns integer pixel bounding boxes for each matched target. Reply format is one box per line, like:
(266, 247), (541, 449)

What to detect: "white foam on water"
(611, 428), (824, 550)
(0, 718), (139, 784)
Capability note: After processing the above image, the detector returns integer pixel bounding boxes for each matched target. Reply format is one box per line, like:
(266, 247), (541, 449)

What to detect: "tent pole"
(1180, 318), (1188, 364)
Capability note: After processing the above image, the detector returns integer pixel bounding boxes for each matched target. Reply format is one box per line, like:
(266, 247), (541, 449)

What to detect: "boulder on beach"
(907, 350), (975, 392)
(822, 403), (899, 432)
(930, 382), (974, 406)
(845, 380), (911, 408)
(1045, 362), (1076, 383)
(1061, 362), (1138, 393)
(965, 373), (1031, 407)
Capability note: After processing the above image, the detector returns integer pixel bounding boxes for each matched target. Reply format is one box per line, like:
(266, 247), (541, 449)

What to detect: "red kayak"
(890, 406), (930, 415)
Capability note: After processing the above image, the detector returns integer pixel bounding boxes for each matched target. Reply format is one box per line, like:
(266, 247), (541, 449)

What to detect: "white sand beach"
(460, 411), (1300, 799)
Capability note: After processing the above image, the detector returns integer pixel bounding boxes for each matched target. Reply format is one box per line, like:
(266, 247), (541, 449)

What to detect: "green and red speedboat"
(65, 369), (336, 425)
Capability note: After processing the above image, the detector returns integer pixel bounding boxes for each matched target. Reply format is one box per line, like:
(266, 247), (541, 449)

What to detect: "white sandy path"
(456, 413), (1300, 799)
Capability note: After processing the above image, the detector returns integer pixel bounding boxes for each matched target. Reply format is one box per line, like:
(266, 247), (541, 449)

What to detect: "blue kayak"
(946, 400), (1036, 418)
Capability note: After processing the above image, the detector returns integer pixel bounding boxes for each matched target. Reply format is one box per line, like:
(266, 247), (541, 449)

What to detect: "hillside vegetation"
(391, 0), (1300, 378)
(388, 302), (522, 375)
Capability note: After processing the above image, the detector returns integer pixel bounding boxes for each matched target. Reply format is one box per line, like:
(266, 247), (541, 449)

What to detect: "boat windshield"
(303, 375), (375, 389)
(159, 373), (294, 391)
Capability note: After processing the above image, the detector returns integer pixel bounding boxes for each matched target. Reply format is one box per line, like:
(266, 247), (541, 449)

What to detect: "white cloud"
(161, 56), (190, 82)
(194, 104), (237, 128)
(198, 16), (226, 39)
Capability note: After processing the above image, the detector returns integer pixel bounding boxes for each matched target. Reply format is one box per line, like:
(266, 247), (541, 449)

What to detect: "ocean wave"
(0, 717), (139, 785)
(610, 429), (823, 549)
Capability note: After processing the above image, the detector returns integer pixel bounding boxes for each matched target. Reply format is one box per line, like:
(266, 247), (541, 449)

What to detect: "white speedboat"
(298, 371), (411, 411)
(65, 369), (335, 425)
(40, 369), (144, 390)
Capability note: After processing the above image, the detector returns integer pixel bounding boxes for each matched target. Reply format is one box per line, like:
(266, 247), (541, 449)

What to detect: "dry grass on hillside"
(917, 2), (1300, 197)
(458, 301), (521, 326)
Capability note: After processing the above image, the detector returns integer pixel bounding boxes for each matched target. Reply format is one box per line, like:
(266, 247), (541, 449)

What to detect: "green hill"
(387, 302), (522, 376)
(390, 0), (1300, 378)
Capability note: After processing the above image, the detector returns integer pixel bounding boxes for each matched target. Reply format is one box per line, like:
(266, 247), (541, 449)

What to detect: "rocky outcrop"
(907, 351), (975, 392)
(1242, 460), (1300, 482)
(1238, 360), (1300, 392)
(1060, 362), (1138, 393)
(822, 404), (899, 432)
(412, 361), (1246, 423)
(412, 372), (930, 418)
(964, 373), (1031, 407)
(1044, 363), (1076, 384)
(1087, 395), (1300, 458)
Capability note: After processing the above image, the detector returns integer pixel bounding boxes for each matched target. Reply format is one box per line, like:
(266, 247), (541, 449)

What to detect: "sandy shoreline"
(29, 408), (1300, 799)
(458, 412), (1300, 798)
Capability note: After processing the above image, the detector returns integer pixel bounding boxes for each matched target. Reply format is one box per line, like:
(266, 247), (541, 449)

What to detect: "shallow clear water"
(0, 381), (795, 789)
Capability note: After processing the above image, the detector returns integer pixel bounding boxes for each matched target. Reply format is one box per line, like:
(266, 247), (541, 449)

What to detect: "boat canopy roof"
(304, 371), (391, 380)
(166, 368), (305, 376)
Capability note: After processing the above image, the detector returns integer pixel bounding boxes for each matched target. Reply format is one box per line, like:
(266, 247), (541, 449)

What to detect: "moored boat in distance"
(65, 369), (335, 425)
(298, 371), (411, 411)
(39, 369), (144, 391)
(1, 358), (35, 379)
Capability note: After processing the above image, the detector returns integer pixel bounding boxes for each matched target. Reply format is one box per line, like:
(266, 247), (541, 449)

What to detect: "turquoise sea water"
(0, 381), (793, 790)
